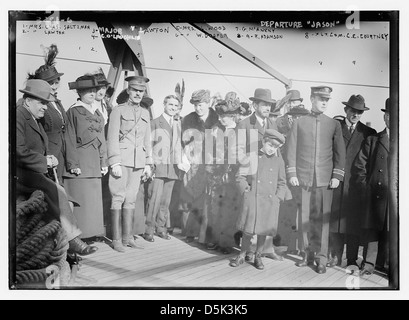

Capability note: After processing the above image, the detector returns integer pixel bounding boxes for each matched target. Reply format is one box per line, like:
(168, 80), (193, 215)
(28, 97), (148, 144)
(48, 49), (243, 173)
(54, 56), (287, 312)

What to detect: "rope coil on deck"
(15, 190), (71, 287)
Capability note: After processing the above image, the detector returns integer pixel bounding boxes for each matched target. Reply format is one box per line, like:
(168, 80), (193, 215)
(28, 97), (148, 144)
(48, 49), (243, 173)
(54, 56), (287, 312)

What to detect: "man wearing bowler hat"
(16, 79), (98, 256)
(352, 98), (390, 276)
(107, 75), (153, 252)
(328, 94), (376, 268)
(286, 86), (346, 274)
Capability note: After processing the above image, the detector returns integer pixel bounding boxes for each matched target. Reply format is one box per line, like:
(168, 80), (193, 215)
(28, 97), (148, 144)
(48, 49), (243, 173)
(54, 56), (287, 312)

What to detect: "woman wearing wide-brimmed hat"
(23, 44), (79, 184)
(63, 75), (108, 239)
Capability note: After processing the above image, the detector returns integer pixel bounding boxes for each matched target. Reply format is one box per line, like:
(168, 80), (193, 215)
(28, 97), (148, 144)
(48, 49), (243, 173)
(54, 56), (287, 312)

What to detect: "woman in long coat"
(180, 89), (220, 243)
(230, 129), (287, 270)
(63, 75), (108, 239)
(23, 44), (79, 184)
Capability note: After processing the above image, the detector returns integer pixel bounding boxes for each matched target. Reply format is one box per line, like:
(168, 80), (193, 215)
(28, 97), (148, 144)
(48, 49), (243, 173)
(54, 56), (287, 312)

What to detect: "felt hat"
(249, 88), (276, 104)
(35, 66), (64, 83)
(287, 89), (303, 102)
(94, 71), (111, 87)
(68, 75), (99, 90)
(286, 105), (310, 116)
(381, 98), (390, 113)
(342, 94), (369, 111)
(19, 79), (55, 102)
(190, 89), (211, 104)
(215, 100), (240, 115)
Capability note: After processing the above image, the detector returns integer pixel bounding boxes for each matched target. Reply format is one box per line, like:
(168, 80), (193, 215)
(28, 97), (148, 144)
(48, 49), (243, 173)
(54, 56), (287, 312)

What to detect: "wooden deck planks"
(71, 232), (389, 289)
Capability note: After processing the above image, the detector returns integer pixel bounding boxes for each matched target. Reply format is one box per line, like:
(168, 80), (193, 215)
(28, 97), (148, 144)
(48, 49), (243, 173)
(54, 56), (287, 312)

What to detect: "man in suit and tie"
(286, 86), (346, 274)
(328, 95), (376, 268)
(143, 95), (183, 241)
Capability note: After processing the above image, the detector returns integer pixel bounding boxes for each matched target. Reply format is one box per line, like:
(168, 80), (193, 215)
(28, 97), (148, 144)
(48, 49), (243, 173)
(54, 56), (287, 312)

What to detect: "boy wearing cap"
(328, 95), (376, 268)
(286, 86), (346, 274)
(352, 98), (390, 276)
(231, 129), (287, 270)
(16, 79), (98, 256)
(107, 75), (153, 252)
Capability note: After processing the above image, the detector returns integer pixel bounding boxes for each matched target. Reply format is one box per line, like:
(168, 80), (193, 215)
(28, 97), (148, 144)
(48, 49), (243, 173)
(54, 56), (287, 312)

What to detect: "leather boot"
(111, 209), (125, 253)
(254, 252), (264, 270)
(122, 208), (144, 249)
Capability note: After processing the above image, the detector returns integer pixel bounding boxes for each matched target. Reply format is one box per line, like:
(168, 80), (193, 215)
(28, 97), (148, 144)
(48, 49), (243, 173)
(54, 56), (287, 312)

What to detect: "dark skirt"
(64, 177), (105, 238)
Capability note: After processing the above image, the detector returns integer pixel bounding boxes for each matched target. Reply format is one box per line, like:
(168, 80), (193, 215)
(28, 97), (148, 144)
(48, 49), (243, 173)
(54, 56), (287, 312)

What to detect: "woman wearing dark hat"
(25, 44), (79, 184)
(209, 98), (242, 254)
(63, 75), (108, 239)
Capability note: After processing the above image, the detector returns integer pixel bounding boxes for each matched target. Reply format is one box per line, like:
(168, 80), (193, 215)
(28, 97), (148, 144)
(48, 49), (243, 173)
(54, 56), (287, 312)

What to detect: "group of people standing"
(15, 43), (392, 279)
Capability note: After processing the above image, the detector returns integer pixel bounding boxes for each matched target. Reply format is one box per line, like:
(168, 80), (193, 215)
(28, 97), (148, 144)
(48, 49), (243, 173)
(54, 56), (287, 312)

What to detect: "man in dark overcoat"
(352, 98), (390, 275)
(286, 86), (346, 274)
(16, 79), (97, 256)
(328, 94), (376, 268)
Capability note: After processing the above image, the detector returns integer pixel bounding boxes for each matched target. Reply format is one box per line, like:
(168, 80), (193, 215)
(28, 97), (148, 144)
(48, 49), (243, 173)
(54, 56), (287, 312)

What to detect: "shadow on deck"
(69, 229), (389, 289)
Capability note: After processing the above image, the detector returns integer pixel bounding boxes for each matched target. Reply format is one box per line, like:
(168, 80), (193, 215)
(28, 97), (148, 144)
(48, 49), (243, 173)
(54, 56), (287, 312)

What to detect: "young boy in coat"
(230, 129), (287, 270)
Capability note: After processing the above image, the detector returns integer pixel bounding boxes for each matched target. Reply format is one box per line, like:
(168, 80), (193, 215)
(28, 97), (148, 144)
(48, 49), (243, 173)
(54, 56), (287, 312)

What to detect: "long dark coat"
(330, 120), (376, 234)
(352, 129), (389, 234)
(236, 150), (287, 236)
(16, 105), (60, 219)
(38, 98), (79, 182)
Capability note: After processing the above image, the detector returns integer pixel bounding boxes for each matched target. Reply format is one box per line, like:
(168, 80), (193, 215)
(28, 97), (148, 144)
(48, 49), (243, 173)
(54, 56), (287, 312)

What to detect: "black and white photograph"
(5, 2), (406, 298)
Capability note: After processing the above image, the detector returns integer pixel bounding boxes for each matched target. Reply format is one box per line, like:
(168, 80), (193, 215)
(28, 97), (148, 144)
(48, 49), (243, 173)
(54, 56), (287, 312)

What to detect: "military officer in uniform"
(107, 75), (153, 252)
(286, 86), (346, 274)
(328, 94), (376, 268)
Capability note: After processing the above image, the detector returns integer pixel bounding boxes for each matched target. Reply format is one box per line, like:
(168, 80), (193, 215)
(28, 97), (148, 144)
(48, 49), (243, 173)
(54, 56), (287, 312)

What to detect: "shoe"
(326, 256), (339, 268)
(262, 252), (284, 261)
(295, 251), (314, 267)
(123, 238), (144, 249)
(233, 231), (242, 247)
(220, 247), (232, 255)
(156, 232), (171, 240)
(229, 254), (245, 267)
(68, 237), (98, 256)
(286, 249), (300, 256)
(360, 262), (375, 276)
(142, 233), (155, 242)
(167, 228), (174, 235)
(317, 263), (327, 274)
(347, 260), (359, 268)
(185, 236), (195, 243)
(245, 252), (254, 262)
(254, 252), (264, 270)
(375, 265), (389, 275)
(206, 243), (218, 250)
(112, 239), (126, 253)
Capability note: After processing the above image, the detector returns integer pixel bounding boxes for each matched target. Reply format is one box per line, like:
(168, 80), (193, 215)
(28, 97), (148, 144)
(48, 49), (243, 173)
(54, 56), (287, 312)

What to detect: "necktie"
(169, 117), (173, 129)
(349, 125), (354, 135)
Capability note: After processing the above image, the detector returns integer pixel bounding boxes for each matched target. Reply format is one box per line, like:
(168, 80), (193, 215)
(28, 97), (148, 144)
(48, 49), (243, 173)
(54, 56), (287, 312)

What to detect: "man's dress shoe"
(156, 232), (171, 240)
(142, 233), (155, 242)
(317, 263), (327, 274)
(68, 237), (98, 256)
